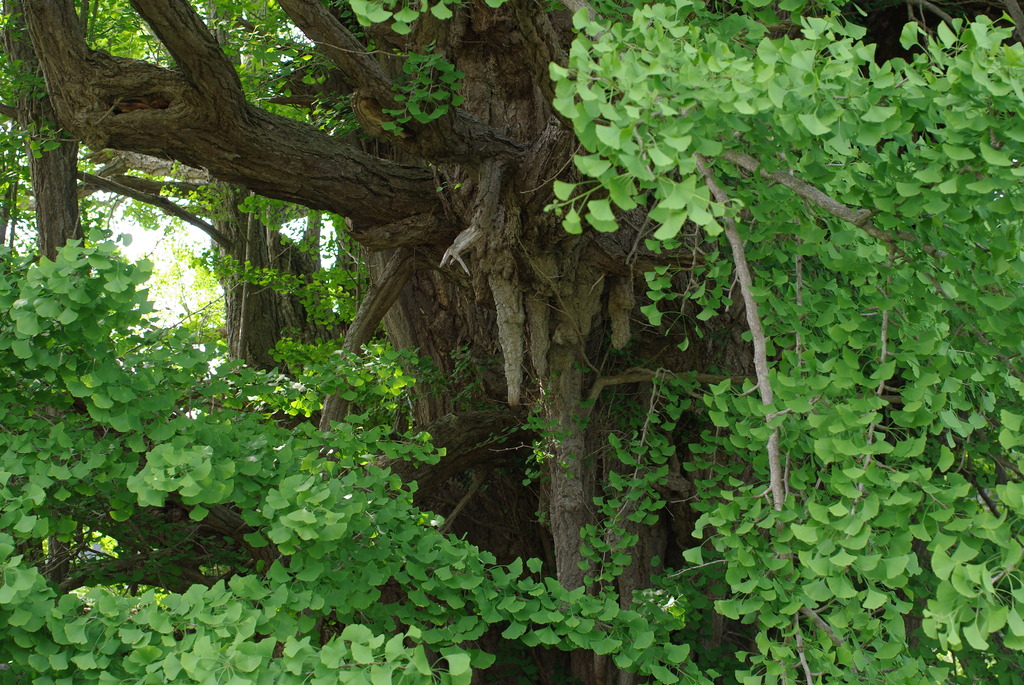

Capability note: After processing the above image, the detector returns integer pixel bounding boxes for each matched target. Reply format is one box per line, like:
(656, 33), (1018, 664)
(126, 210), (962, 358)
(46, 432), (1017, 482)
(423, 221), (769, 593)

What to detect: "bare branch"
(696, 154), (785, 511)
(78, 171), (231, 248)
(721, 150), (944, 259)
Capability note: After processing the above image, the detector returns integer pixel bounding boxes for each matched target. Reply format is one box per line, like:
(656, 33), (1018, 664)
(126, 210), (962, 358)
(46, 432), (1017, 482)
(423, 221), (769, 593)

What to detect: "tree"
(3, 0), (1024, 681)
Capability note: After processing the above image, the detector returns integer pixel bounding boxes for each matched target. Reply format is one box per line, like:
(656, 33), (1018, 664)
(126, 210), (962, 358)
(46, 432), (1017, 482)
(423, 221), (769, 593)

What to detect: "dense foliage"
(2, 0), (1024, 682)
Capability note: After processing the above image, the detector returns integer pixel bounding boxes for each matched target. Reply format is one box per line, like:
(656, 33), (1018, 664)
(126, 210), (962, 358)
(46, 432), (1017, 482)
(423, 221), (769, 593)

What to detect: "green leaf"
(586, 198), (617, 232)
(553, 181), (575, 201)
(446, 653), (471, 676)
(798, 112), (831, 136)
(430, 2), (453, 19)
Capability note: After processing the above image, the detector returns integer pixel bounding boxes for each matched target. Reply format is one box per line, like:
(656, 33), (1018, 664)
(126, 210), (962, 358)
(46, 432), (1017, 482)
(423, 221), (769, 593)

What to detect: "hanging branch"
(720, 150), (944, 259)
(695, 153), (785, 512)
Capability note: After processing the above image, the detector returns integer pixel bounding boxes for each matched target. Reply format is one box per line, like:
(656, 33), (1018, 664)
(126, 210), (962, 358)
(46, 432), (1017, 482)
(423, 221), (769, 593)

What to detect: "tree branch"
(276, 0), (391, 97)
(696, 154), (785, 512)
(794, 616), (815, 685)
(907, 0), (955, 26)
(22, 0), (445, 233)
(58, 546), (214, 594)
(720, 150), (945, 259)
(127, 0), (246, 112)
(78, 171), (232, 248)
(278, 0), (522, 164)
(320, 248), (416, 428)
(103, 174), (201, 198)
(586, 367), (753, 403)
(380, 409), (530, 493)
(800, 606), (846, 647)
(1001, 0), (1024, 44)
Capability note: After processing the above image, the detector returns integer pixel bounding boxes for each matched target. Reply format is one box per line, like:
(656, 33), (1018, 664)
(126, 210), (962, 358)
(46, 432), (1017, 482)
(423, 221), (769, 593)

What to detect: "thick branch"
(441, 159), (506, 272)
(507, 0), (567, 110)
(78, 171), (231, 248)
(127, 0), (246, 112)
(23, 0), (444, 233)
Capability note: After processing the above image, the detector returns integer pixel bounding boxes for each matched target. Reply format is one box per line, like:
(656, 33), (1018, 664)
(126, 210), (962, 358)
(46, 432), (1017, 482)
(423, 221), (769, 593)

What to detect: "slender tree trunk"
(212, 184), (336, 371)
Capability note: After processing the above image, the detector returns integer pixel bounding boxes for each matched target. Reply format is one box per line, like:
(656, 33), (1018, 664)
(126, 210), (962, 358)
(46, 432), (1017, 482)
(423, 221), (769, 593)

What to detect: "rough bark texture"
(4, 0), (81, 261)
(19, 1), (747, 680)
(209, 183), (338, 370)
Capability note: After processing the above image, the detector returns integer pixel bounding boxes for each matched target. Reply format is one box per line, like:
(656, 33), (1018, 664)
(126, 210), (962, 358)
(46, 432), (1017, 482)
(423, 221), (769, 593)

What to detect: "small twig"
(800, 606), (846, 648)
(439, 470), (488, 534)
(667, 559), (727, 577)
(794, 615), (815, 685)
(991, 547), (1024, 585)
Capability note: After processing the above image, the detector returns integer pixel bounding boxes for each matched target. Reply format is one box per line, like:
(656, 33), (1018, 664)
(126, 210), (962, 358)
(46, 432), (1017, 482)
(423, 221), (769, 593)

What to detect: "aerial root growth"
(490, 273), (526, 407)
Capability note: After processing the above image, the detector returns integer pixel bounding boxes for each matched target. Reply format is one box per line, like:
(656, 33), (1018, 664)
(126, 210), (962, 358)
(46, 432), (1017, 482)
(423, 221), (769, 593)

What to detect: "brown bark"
(22, 0), (444, 234)
(209, 183), (337, 371)
(4, 0), (81, 260)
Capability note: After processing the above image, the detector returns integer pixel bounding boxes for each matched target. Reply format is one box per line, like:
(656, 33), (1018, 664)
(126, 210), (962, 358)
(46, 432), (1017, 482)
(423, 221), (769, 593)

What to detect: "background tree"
(3, 0), (1024, 682)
